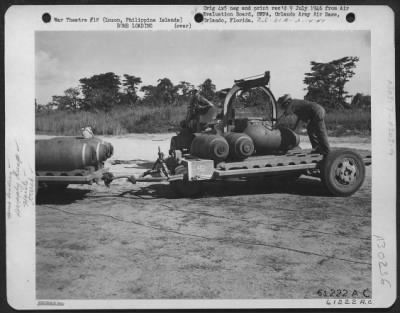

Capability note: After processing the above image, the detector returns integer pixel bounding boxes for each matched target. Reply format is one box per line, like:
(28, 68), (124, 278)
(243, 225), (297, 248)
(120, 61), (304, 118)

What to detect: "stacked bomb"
(189, 124), (299, 162)
(189, 133), (256, 162)
(190, 134), (230, 162)
(224, 133), (255, 160)
(243, 122), (300, 155)
(36, 136), (114, 171)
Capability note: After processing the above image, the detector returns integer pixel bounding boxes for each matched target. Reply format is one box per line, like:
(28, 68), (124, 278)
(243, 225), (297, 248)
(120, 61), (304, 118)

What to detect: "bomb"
(244, 123), (300, 154)
(224, 132), (254, 160)
(190, 134), (229, 162)
(36, 136), (114, 171)
(36, 137), (97, 171)
(80, 137), (114, 161)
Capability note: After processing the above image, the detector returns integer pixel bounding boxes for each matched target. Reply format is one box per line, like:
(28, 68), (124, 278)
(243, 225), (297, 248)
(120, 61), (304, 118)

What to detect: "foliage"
(198, 78), (216, 101)
(232, 87), (274, 120)
(40, 74), (216, 112)
(36, 105), (370, 136)
(175, 81), (195, 105)
(36, 66), (370, 136)
(47, 87), (81, 110)
(36, 104), (187, 135)
(351, 93), (371, 110)
(304, 56), (359, 110)
(79, 72), (121, 111)
(156, 78), (179, 106)
(122, 74), (142, 106)
(177, 81), (195, 97)
(139, 78), (181, 106)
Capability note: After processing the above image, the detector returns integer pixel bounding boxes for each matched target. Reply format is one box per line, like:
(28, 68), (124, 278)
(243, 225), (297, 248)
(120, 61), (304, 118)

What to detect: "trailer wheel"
(170, 165), (202, 197)
(320, 149), (365, 197)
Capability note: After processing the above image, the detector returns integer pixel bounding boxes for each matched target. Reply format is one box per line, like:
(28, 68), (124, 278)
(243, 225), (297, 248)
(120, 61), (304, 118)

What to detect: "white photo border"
(5, 5), (396, 309)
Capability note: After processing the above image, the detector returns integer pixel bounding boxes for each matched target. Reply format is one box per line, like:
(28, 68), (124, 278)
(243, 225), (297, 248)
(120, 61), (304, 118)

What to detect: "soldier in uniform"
(277, 94), (331, 155)
(185, 90), (218, 132)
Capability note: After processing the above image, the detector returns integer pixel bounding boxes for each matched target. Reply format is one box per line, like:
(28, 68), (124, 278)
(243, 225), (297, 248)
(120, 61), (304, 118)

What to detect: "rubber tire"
(170, 165), (202, 197)
(320, 149), (365, 197)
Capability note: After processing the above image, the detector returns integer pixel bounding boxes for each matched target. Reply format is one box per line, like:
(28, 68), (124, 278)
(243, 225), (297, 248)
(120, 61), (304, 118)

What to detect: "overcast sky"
(35, 30), (370, 105)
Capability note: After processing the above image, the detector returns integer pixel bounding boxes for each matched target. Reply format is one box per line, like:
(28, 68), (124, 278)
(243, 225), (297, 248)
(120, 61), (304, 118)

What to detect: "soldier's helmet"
(277, 94), (292, 108)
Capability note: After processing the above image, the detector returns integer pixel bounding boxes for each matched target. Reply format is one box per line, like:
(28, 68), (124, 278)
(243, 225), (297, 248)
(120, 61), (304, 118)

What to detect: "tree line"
(38, 74), (218, 112)
(36, 56), (370, 112)
(303, 56), (370, 110)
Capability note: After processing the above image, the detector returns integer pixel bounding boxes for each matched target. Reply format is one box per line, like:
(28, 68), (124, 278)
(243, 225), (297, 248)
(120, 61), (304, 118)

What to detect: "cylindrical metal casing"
(49, 136), (114, 162)
(80, 137), (114, 161)
(36, 137), (97, 171)
(170, 128), (195, 152)
(278, 127), (300, 151)
(224, 132), (254, 160)
(244, 124), (299, 154)
(190, 134), (229, 162)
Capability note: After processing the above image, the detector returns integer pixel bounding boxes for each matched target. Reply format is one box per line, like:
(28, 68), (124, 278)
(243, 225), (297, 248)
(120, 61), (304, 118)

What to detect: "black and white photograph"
(5, 5), (396, 309)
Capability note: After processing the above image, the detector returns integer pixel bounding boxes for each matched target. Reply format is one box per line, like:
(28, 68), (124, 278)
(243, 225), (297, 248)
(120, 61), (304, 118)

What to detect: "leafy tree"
(198, 78), (216, 101)
(177, 81), (194, 97)
(139, 84), (158, 106)
(79, 72), (121, 111)
(64, 87), (81, 110)
(139, 78), (179, 106)
(176, 81), (195, 106)
(351, 93), (371, 110)
(140, 84), (157, 98)
(122, 74), (142, 106)
(50, 95), (69, 110)
(156, 78), (179, 106)
(49, 87), (81, 110)
(303, 56), (359, 110)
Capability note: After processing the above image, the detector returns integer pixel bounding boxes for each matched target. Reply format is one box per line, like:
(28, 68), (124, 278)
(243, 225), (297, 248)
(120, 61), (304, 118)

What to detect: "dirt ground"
(36, 134), (371, 299)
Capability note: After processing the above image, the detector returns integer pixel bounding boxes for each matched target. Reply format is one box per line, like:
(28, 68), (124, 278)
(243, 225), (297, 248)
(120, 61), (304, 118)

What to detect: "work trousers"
(306, 111), (331, 155)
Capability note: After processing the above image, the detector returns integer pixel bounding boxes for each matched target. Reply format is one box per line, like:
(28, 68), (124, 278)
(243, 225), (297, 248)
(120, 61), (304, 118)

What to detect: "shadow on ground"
(36, 188), (91, 205)
(110, 159), (155, 169)
(116, 176), (331, 200)
(36, 176), (331, 204)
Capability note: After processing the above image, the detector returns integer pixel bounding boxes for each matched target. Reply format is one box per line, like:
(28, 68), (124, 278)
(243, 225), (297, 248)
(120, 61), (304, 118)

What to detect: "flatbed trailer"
(36, 166), (108, 194)
(213, 148), (371, 178)
(110, 147), (371, 198)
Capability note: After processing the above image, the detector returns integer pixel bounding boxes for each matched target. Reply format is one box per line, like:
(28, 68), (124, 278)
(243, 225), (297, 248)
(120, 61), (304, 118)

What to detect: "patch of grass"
(277, 109), (370, 137)
(325, 109), (371, 136)
(36, 105), (370, 136)
(36, 105), (187, 135)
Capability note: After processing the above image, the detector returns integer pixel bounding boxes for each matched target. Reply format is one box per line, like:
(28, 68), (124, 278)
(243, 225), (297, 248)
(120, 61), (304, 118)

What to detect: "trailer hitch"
(101, 146), (172, 187)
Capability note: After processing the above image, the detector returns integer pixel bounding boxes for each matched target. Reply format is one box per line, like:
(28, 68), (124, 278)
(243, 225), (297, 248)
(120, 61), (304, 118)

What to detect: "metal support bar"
(37, 168), (107, 184)
(213, 164), (316, 179)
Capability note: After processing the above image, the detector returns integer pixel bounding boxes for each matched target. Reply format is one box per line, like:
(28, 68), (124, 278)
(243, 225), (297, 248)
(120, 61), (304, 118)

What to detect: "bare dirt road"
(36, 134), (371, 299)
